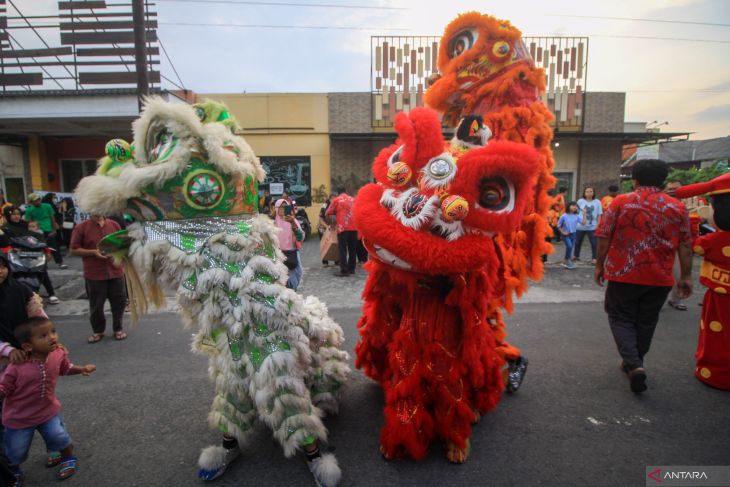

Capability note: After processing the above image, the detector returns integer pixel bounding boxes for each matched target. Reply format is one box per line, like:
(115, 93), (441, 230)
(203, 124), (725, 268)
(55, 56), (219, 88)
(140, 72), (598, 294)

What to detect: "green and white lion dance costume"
(76, 98), (349, 486)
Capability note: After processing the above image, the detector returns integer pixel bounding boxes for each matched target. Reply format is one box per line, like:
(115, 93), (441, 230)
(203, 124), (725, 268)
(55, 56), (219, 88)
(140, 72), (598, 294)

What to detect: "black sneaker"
(506, 356), (529, 393)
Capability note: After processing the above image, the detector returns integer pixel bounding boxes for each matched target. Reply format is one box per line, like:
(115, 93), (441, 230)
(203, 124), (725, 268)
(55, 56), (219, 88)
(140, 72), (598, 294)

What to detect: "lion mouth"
(371, 244), (412, 270)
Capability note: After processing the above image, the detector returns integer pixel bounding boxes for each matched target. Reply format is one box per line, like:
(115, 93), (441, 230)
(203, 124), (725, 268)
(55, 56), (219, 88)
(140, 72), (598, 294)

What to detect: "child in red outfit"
(676, 173), (730, 390)
(0, 317), (96, 484)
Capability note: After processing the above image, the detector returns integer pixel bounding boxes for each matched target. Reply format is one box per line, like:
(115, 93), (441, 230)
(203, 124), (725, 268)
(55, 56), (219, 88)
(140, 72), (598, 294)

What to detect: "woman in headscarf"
(1, 207), (61, 304)
(274, 198), (304, 290)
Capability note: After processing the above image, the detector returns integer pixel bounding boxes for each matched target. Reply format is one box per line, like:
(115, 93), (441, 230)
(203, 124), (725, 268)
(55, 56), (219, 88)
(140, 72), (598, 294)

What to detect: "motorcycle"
(4, 235), (49, 292)
(296, 208), (311, 241)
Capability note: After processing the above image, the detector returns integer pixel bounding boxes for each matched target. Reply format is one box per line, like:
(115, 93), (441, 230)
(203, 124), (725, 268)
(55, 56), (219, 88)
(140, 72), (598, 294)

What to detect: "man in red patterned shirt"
(326, 186), (357, 276)
(594, 159), (693, 393)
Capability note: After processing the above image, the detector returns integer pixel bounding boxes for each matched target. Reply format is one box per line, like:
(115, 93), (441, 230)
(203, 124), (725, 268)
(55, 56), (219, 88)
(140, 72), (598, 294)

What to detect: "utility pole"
(132, 0), (149, 111)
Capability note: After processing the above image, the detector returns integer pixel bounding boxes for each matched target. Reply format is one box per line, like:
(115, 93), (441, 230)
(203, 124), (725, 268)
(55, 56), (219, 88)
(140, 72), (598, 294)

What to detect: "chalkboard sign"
(260, 156), (312, 207)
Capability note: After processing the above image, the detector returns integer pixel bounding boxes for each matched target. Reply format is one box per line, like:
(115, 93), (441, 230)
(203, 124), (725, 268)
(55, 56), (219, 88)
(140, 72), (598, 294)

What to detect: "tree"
(667, 162), (729, 186)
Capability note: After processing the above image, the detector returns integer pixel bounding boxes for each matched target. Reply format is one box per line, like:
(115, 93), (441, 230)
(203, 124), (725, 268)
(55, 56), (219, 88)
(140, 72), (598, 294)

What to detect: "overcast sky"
(9, 0), (730, 139)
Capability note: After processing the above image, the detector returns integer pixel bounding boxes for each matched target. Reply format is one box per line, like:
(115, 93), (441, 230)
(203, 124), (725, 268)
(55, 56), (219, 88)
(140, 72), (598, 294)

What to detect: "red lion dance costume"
(354, 12), (555, 463)
(676, 173), (730, 390)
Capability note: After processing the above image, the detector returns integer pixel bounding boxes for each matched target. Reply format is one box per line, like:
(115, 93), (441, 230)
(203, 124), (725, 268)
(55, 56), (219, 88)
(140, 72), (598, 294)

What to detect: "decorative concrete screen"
(371, 35), (588, 132)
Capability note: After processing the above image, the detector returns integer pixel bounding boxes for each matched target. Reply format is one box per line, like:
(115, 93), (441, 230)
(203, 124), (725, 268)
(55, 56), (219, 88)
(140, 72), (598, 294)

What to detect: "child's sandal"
(45, 451), (62, 468)
(57, 457), (77, 480)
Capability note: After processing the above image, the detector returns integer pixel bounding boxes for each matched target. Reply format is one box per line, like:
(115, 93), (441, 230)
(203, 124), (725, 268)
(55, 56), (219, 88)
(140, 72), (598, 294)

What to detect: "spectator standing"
(326, 186), (357, 277)
(575, 187), (603, 264)
(58, 198), (76, 252)
(594, 159), (693, 393)
(259, 189), (272, 217)
(555, 186), (567, 216)
(23, 194), (67, 269)
(557, 202), (583, 269)
(601, 185), (619, 211)
(70, 214), (127, 343)
(274, 199), (304, 290)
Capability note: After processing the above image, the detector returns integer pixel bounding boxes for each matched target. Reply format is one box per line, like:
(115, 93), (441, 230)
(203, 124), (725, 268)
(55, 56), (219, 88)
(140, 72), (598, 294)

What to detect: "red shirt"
(70, 218), (124, 280)
(325, 193), (356, 234)
(0, 349), (73, 429)
(693, 232), (730, 295)
(595, 187), (691, 287)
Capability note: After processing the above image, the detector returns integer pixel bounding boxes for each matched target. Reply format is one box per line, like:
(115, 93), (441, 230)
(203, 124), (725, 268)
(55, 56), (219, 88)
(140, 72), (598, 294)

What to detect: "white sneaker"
(48, 296), (60, 305)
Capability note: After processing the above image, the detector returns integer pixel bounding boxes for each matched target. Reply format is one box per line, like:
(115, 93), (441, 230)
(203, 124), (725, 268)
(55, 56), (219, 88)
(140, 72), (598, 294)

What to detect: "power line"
(529, 33), (730, 44)
(156, 0), (408, 9)
(158, 37), (185, 90)
(159, 21), (412, 31)
(592, 34), (730, 44)
(549, 14), (730, 28)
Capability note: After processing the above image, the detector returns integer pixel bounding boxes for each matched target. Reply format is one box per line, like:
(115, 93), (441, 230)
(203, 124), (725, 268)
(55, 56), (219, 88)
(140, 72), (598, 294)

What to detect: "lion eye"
(449, 29), (479, 58)
(478, 177), (512, 212)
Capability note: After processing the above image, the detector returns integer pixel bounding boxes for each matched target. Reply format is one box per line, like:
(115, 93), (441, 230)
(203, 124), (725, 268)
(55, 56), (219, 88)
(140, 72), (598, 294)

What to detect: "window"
(553, 171), (576, 201)
(3, 177), (26, 206)
(60, 159), (97, 193)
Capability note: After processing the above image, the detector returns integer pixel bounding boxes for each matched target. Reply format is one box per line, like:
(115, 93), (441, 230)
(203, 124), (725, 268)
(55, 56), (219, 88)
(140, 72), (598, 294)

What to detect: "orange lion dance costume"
(353, 12), (555, 463)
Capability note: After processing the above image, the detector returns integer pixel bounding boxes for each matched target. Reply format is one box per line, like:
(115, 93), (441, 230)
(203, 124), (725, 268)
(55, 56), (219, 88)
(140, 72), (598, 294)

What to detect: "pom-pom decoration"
(105, 138), (132, 162)
(441, 194), (469, 222)
(387, 161), (413, 187)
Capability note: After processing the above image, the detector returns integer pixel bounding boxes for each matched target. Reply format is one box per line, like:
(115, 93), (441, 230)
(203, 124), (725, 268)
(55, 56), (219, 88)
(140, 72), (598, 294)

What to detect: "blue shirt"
(558, 213), (581, 234)
(576, 198), (603, 231)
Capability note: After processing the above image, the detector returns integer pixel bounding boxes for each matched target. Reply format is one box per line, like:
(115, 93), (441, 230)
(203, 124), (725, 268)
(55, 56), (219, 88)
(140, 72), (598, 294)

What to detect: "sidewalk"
(45, 239), (700, 317)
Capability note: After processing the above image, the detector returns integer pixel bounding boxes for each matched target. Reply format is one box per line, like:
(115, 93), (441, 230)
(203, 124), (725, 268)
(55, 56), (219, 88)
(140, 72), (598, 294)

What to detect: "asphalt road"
(21, 298), (729, 487)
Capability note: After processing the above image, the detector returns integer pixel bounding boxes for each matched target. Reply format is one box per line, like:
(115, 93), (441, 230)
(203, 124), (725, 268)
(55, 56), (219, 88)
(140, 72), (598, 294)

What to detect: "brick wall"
(330, 138), (395, 193)
(577, 140), (623, 197)
(328, 93), (373, 134)
(583, 92), (625, 133)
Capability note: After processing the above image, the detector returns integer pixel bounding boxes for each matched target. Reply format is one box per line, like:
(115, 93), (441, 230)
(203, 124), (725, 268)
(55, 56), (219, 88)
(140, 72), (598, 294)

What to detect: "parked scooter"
(4, 235), (49, 292)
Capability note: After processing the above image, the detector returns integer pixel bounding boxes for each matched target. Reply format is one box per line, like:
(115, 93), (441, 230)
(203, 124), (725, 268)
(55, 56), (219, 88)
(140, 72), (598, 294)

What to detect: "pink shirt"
(0, 349), (73, 429)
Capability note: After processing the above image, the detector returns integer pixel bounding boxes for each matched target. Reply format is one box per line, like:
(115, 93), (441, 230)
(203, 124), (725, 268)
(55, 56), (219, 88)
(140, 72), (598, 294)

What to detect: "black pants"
(43, 231), (63, 265)
(604, 281), (672, 370)
(356, 238), (368, 263)
(86, 277), (126, 334)
(337, 231), (358, 273)
(41, 270), (55, 296)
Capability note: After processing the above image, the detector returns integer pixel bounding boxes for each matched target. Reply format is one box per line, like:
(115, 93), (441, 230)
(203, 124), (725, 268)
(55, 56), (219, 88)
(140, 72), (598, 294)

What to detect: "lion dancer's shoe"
(506, 356), (529, 393)
(197, 437), (342, 486)
(305, 441), (342, 487)
(197, 436), (241, 481)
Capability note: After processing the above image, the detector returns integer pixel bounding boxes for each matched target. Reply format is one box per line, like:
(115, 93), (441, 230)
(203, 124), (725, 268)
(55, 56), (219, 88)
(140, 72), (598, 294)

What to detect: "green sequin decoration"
(254, 272), (275, 284)
(254, 323), (269, 336)
(235, 221), (251, 235)
(183, 272), (197, 290)
(227, 332), (243, 361)
(228, 291), (241, 306)
(180, 234), (197, 251)
(225, 261), (241, 274)
(249, 347), (263, 368)
(302, 434), (316, 446)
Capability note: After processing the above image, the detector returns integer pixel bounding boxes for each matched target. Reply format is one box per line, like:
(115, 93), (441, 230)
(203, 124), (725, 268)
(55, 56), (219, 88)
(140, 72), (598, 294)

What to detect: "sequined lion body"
(75, 98), (349, 476)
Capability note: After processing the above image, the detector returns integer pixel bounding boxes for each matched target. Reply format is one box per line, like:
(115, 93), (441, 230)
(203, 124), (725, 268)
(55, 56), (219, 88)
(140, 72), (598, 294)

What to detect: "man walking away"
(326, 186), (357, 277)
(594, 159), (693, 393)
(70, 214), (127, 343)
